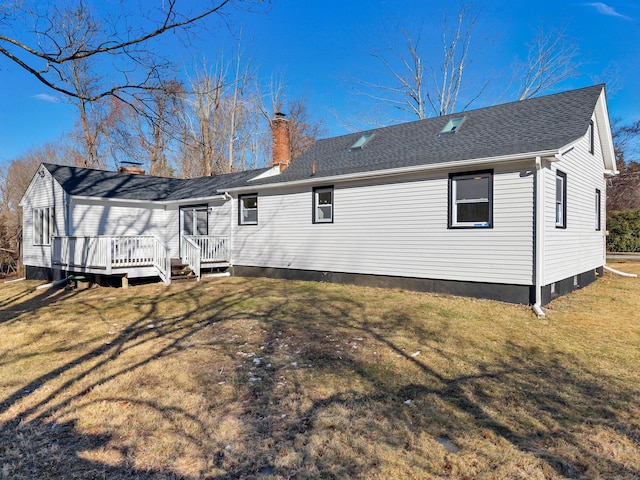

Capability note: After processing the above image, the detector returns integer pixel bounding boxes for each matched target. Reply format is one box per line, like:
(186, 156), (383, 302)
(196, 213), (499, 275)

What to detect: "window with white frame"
(555, 171), (567, 228)
(239, 194), (258, 225)
(33, 207), (55, 245)
(313, 186), (333, 223)
(589, 120), (595, 154)
(595, 188), (601, 231)
(448, 171), (493, 228)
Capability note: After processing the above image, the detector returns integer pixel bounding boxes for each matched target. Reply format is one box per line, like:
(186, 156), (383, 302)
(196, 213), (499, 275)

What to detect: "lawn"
(1, 263), (639, 479)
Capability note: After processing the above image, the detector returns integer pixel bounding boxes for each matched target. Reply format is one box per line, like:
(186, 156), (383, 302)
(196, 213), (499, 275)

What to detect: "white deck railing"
(52, 235), (170, 284)
(183, 235), (230, 263)
(182, 236), (201, 281)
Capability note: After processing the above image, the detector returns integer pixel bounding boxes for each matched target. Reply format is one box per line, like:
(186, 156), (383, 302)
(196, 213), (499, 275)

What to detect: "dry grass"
(1, 262), (639, 479)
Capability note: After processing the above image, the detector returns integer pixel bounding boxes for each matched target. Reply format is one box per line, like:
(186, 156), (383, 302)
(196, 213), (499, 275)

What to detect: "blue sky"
(1, 0), (639, 166)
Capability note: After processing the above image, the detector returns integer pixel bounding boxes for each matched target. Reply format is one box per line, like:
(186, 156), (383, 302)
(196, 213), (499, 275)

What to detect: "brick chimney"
(118, 165), (145, 175)
(272, 112), (291, 172)
(117, 162), (145, 175)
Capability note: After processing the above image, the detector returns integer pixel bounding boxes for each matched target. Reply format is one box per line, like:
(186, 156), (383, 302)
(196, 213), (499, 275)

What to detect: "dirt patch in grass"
(1, 264), (639, 479)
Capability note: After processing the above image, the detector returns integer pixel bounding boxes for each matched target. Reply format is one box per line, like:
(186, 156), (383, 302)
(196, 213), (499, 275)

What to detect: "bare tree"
(515, 25), (581, 100)
(607, 120), (640, 213)
(0, 144), (68, 272)
(427, 3), (483, 116)
(357, 2), (485, 125)
(0, 1), (260, 103)
(179, 60), (228, 177)
(104, 81), (184, 176)
(255, 73), (325, 162)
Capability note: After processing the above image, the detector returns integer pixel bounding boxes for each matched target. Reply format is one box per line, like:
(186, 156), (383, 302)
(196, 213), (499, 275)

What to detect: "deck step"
(170, 258), (196, 280)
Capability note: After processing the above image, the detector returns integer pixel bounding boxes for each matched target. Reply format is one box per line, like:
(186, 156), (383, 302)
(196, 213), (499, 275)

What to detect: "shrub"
(607, 209), (640, 252)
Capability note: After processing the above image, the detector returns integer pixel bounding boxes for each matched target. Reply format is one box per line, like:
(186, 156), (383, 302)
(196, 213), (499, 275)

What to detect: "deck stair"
(171, 258), (196, 282)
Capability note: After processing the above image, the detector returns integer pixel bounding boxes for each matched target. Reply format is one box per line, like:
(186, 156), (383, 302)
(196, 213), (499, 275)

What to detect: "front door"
(180, 205), (208, 257)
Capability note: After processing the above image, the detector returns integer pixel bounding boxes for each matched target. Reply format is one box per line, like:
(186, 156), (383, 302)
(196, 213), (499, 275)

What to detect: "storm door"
(180, 205), (208, 256)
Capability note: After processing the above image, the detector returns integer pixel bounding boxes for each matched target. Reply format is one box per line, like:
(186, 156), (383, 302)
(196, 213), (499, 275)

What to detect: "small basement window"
(440, 116), (465, 134)
(349, 133), (374, 151)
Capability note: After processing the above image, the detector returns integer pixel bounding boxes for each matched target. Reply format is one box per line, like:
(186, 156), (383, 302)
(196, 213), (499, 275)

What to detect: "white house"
(20, 84), (617, 314)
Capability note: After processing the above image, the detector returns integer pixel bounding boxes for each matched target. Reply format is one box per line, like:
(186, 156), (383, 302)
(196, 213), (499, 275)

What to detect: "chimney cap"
(274, 111), (287, 119)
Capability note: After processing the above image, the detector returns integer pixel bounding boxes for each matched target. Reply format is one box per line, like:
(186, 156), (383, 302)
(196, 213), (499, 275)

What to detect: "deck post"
(122, 275), (129, 289)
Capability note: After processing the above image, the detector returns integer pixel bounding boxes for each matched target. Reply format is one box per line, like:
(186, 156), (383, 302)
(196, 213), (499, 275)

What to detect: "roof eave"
(69, 193), (227, 205)
(224, 149), (560, 193)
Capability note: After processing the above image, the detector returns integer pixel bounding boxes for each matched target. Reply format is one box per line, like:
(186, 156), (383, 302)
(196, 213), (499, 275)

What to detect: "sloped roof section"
(44, 164), (270, 201)
(256, 84), (605, 184)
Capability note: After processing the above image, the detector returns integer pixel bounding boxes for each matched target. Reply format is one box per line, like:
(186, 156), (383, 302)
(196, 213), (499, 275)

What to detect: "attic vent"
(439, 116), (465, 135)
(349, 133), (374, 151)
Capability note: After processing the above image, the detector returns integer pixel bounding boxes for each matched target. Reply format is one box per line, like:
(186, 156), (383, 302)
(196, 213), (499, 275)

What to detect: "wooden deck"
(52, 235), (230, 284)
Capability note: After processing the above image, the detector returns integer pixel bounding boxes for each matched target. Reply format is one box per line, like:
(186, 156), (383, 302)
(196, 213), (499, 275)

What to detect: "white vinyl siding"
(544, 115), (607, 285)
(21, 169), (66, 268)
(232, 164), (534, 285)
(68, 200), (167, 239)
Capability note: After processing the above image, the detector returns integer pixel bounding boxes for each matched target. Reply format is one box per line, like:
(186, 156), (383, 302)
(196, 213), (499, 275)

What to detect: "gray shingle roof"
(44, 164), (270, 201)
(44, 85), (605, 200)
(255, 84), (604, 184)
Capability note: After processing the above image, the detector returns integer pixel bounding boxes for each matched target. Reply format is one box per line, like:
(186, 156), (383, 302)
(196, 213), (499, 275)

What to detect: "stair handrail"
(182, 235), (201, 281)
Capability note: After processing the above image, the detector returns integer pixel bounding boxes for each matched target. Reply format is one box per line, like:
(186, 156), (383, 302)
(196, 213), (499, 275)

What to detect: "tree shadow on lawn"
(1, 279), (639, 479)
(219, 289), (640, 479)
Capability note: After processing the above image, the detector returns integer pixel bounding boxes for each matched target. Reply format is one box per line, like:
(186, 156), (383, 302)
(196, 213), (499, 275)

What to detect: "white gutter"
(70, 194), (227, 205)
(225, 149), (560, 193)
(533, 155), (546, 319)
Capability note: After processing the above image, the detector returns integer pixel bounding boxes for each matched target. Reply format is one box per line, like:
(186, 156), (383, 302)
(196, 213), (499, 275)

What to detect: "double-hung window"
(449, 170), (493, 228)
(239, 194), (258, 225)
(313, 186), (334, 223)
(33, 206), (55, 245)
(555, 171), (567, 228)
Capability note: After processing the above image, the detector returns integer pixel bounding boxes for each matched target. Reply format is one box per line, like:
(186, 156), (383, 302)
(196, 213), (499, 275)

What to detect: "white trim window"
(239, 194), (258, 225)
(313, 186), (333, 223)
(595, 188), (602, 231)
(449, 170), (493, 228)
(33, 206), (55, 245)
(556, 171), (567, 228)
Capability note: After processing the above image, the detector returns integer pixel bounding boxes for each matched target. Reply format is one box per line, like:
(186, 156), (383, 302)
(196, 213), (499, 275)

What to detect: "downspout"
(224, 192), (233, 268)
(603, 265), (637, 278)
(533, 156), (546, 318)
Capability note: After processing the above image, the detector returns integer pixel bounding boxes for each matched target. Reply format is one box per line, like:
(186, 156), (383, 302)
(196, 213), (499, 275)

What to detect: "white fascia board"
(595, 89), (617, 173)
(224, 150), (559, 194)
